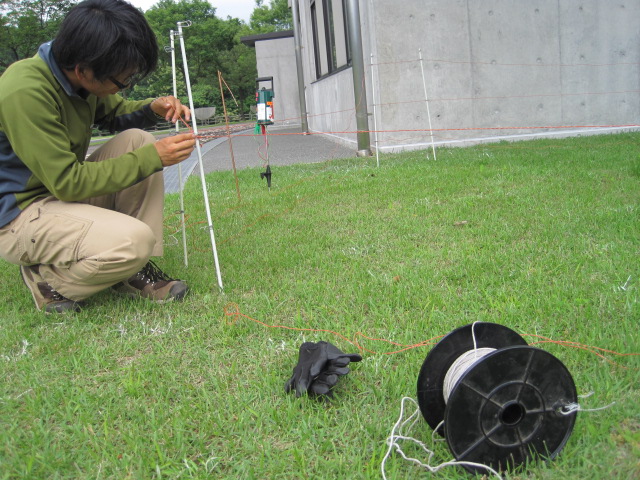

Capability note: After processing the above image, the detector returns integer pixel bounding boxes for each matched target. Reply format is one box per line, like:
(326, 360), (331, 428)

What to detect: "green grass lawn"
(0, 132), (638, 479)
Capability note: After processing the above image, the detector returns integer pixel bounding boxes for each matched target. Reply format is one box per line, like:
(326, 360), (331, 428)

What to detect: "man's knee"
(117, 221), (156, 275)
(119, 128), (156, 149)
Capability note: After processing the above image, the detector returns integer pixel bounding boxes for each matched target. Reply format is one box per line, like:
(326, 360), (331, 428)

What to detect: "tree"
(0, 0), (278, 117)
(249, 0), (292, 33)
(219, 42), (259, 114)
(139, 0), (251, 112)
(0, 0), (74, 72)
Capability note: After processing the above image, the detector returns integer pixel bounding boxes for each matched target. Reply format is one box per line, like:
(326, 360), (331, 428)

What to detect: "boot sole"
(113, 283), (189, 304)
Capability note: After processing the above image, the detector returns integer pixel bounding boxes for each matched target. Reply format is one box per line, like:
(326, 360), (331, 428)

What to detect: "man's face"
(76, 67), (138, 97)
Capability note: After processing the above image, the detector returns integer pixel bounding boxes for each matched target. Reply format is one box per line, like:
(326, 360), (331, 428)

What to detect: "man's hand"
(154, 133), (196, 167)
(150, 95), (191, 123)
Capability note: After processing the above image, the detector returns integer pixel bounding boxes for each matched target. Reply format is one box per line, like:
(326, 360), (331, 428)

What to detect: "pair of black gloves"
(285, 341), (362, 398)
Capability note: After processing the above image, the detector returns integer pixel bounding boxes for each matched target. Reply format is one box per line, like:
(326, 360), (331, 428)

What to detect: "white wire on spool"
(442, 347), (496, 403)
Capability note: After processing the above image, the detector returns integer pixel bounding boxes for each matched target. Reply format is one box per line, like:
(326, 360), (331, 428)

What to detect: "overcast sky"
(126, 0), (256, 23)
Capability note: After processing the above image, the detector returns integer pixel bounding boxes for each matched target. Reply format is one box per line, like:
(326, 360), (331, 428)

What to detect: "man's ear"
(74, 64), (91, 81)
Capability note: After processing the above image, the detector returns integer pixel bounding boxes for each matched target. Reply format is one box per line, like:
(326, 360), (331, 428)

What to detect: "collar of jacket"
(37, 41), (83, 99)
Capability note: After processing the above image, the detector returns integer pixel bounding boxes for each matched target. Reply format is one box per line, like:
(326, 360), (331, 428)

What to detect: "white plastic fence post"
(166, 29), (189, 268)
(419, 49), (437, 161)
(176, 20), (224, 290)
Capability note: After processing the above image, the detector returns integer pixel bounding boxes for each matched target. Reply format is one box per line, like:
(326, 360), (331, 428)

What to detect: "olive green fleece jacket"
(0, 41), (163, 227)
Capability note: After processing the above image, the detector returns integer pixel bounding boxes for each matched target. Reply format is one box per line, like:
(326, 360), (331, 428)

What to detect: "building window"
(311, 0), (351, 79)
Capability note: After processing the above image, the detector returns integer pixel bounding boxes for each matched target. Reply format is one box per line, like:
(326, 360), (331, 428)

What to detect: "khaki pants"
(0, 129), (164, 301)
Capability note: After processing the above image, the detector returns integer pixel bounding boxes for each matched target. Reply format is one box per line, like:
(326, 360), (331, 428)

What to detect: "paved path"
(88, 124), (357, 194)
(163, 125), (355, 194)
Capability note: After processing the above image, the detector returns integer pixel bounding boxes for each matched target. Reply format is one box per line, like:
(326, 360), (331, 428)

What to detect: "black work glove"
(308, 359), (351, 397)
(284, 341), (362, 398)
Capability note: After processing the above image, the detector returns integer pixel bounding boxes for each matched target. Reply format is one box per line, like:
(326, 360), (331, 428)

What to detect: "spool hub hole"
(500, 402), (525, 426)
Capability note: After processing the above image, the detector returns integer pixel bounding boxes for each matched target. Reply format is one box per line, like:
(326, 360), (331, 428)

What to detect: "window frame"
(310, 0), (352, 81)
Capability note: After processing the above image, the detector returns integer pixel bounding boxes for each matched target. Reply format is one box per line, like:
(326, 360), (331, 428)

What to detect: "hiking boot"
(20, 265), (83, 314)
(112, 261), (188, 303)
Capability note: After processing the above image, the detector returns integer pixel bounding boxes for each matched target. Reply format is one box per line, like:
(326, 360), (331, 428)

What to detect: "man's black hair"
(52, 0), (158, 81)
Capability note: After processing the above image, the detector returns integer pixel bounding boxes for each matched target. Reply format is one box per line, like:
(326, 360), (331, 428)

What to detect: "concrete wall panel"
(558, 1), (640, 125)
(466, 2), (563, 134)
(307, 68), (357, 146)
(371, 0), (476, 142)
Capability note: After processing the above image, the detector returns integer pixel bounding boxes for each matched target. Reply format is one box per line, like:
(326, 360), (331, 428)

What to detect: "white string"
(431, 420), (445, 443)
(559, 400), (617, 415)
(471, 321), (479, 351)
(381, 397), (503, 480)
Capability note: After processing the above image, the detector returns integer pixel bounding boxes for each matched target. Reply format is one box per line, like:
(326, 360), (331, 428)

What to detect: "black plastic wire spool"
(417, 323), (528, 434)
(416, 323), (578, 474)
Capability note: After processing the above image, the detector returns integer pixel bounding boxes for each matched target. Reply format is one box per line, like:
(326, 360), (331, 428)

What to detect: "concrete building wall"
(295, 0), (639, 152)
(254, 36), (301, 127)
(306, 68), (356, 144)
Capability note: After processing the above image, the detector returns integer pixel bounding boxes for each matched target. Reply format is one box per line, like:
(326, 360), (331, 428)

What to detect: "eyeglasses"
(109, 73), (139, 90)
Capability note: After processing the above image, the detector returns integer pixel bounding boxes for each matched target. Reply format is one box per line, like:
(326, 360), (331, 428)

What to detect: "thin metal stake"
(167, 30), (189, 268)
(370, 53), (380, 167)
(419, 49), (437, 161)
(177, 21), (223, 290)
(265, 125), (271, 191)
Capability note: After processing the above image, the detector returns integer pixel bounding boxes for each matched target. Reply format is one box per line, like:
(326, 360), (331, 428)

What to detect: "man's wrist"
(150, 98), (166, 120)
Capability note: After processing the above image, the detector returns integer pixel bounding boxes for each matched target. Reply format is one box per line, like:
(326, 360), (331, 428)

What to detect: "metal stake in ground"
(176, 20), (224, 290)
(258, 124), (272, 190)
(165, 29), (189, 268)
(256, 77), (275, 190)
